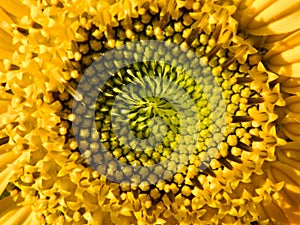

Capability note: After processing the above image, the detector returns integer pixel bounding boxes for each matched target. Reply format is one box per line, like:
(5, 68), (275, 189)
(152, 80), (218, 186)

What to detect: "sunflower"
(1, 0), (300, 224)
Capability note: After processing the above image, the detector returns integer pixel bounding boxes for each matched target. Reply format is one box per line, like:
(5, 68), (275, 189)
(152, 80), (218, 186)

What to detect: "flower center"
(55, 8), (266, 183)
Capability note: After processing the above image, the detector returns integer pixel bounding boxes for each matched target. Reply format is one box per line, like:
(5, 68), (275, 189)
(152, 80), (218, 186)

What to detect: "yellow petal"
(280, 117), (300, 141)
(266, 161), (300, 224)
(269, 163), (300, 190)
(0, 140), (20, 195)
(0, 48), (14, 60)
(262, 29), (300, 77)
(0, 196), (40, 225)
(237, 0), (274, 29)
(0, 0), (30, 61)
(0, 29), (14, 51)
(257, 199), (291, 225)
(0, 166), (16, 195)
(0, 87), (12, 113)
(286, 96), (300, 117)
(276, 142), (300, 172)
(237, 0), (300, 35)
(265, 29), (300, 57)
(0, 6), (14, 24)
(247, 2), (300, 35)
(0, 0), (29, 20)
(267, 46), (300, 66)
(266, 62), (300, 78)
(278, 76), (300, 95)
(0, 150), (20, 171)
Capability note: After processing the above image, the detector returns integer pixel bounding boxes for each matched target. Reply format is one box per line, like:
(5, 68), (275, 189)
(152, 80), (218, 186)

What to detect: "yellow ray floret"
(236, 0), (300, 35)
(278, 76), (300, 95)
(0, 0), (29, 20)
(263, 30), (300, 78)
(0, 195), (40, 225)
(266, 144), (300, 224)
(0, 0), (29, 60)
(234, 0), (300, 77)
(277, 96), (300, 142)
(0, 149), (19, 196)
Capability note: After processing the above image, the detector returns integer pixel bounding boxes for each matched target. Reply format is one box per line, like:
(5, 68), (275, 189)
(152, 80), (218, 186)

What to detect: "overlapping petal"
(235, 0), (300, 78)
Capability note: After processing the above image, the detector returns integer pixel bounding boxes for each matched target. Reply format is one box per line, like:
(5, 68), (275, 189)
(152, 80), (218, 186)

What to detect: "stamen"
(9, 64), (20, 71)
(236, 77), (254, 84)
(16, 27), (29, 36)
(159, 12), (170, 29)
(236, 141), (253, 152)
(0, 136), (9, 145)
(250, 135), (264, 142)
(231, 116), (253, 123)
(218, 157), (233, 170)
(206, 44), (222, 62)
(203, 167), (216, 177)
(221, 55), (236, 68)
(190, 176), (203, 189)
(32, 22), (42, 29)
(227, 153), (243, 163)
(185, 27), (201, 45)
(247, 97), (265, 104)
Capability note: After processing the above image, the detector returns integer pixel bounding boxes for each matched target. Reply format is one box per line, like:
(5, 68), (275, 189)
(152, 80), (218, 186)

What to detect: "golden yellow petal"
(276, 142), (300, 174)
(0, 166), (16, 196)
(0, 6), (14, 24)
(0, 196), (40, 225)
(0, 0), (29, 20)
(257, 199), (291, 225)
(267, 46), (300, 66)
(237, 0), (300, 35)
(0, 87), (12, 114)
(285, 96), (300, 117)
(0, 143), (20, 195)
(247, 2), (300, 35)
(278, 76), (300, 95)
(265, 29), (300, 56)
(266, 62), (300, 78)
(0, 29), (14, 51)
(266, 161), (300, 224)
(0, 48), (14, 60)
(270, 163), (300, 192)
(0, 138), (19, 195)
(0, 0), (27, 60)
(263, 30), (300, 77)
(280, 117), (300, 141)
(236, 0), (274, 27)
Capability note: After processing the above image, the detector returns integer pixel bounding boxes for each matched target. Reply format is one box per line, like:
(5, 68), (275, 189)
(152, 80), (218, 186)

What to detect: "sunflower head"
(1, 0), (300, 224)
